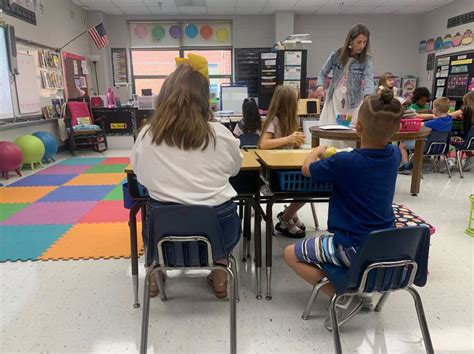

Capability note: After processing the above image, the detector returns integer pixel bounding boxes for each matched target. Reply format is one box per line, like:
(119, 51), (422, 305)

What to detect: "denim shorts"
(404, 140), (416, 150)
(143, 199), (241, 261)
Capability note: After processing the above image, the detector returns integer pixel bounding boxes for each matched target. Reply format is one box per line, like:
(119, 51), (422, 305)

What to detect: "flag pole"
(58, 29), (88, 50)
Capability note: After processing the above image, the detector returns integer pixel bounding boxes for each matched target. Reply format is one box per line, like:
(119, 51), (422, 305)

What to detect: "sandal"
(275, 218), (306, 239)
(278, 209), (306, 231)
(148, 271), (166, 298)
(207, 272), (228, 299)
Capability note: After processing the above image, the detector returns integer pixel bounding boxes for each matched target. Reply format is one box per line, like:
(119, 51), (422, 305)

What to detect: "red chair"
(65, 101), (108, 155)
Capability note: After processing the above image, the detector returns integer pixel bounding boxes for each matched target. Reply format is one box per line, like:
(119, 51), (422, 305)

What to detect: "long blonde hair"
(259, 86), (299, 146)
(145, 64), (215, 150)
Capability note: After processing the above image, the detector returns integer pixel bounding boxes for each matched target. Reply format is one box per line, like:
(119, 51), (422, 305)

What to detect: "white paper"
(73, 60), (79, 75)
(436, 79), (445, 86)
(319, 125), (353, 130)
(440, 70), (449, 77)
(81, 60), (89, 75)
(435, 87), (444, 98)
(284, 67), (301, 80)
(284, 51), (302, 65)
(437, 57), (450, 66)
(264, 60), (276, 66)
(284, 80), (300, 90)
(261, 52), (277, 59)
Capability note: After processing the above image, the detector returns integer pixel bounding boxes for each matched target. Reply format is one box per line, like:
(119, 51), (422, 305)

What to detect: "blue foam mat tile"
(10, 174), (77, 187)
(0, 224), (73, 261)
(37, 185), (116, 202)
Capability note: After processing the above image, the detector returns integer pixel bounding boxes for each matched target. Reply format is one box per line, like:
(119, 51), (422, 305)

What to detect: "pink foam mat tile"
(1, 201), (98, 226)
(37, 164), (91, 175)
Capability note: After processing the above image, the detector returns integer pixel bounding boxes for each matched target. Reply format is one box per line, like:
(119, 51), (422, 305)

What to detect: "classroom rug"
(0, 157), (143, 262)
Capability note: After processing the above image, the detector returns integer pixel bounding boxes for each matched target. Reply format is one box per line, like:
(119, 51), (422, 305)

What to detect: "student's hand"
(286, 131), (305, 146)
(313, 145), (328, 159)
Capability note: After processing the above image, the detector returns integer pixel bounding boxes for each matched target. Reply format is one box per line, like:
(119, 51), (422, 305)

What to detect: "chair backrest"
(239, 133), (260, 149)
(67, 101), (92, 126)
(346, 227), (430, 293)
(146, 205), (226, 268)
(461, 127), (474, 150)
(424, 131), (450, 155)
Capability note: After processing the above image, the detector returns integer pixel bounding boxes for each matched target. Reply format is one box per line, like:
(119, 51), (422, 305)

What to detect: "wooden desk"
(125, 150), (264, 304)
(310, 126), (432, 196)
(255, 149), (331, 300)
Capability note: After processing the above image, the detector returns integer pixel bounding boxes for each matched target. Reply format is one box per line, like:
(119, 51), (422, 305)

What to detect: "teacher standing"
(315, 24), (375, 146)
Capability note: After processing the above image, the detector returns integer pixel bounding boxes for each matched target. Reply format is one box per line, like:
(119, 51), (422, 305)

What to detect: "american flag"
(88, 23), (109, 49)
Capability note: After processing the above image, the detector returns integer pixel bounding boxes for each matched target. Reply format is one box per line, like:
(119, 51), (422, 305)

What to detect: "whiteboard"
(221, 86), (248, 114)
(16, 52), (41, 114)
(0, 27), (14, 119)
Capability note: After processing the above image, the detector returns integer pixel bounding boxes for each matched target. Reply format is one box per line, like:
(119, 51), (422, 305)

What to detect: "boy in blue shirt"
(399, 97), (453, 173)
(283, 90), (403, 330)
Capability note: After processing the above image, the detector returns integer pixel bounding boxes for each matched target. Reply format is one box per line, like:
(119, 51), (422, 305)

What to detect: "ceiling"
(72, 0), (453, 16)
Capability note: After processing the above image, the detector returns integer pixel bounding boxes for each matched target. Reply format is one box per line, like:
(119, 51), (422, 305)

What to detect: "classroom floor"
(1, 149), (473, 354)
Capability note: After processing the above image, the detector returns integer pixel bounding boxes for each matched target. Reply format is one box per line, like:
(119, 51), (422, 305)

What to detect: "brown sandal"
(149, 271), (166, 298)
(207, 272), (227, 298)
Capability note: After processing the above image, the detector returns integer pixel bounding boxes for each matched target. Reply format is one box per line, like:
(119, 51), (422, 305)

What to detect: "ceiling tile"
(266, 0), (298, 5)
(295, 0), (328, 5)
(234, 6), (266, 14)
(294, 6), (321, 14)
(178, 6), (207, 14)
(236, 0), (267, 4)
(147, 5), (180, 14)
(207, 6), (236, 14)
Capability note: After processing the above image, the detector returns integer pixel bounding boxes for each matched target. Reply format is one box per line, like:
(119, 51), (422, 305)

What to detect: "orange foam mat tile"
(64, 173), (126, 186)
(0, 186), (58, 204)
(39, 222), (143, 261)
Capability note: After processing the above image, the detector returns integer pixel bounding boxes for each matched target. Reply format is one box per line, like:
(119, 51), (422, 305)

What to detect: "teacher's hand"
(315, 86), (325, 99)
(287, 131), (305, 147)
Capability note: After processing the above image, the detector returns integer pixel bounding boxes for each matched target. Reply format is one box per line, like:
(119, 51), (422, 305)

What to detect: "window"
(131, 49), (232, 99)
(131, 49), (179, 95)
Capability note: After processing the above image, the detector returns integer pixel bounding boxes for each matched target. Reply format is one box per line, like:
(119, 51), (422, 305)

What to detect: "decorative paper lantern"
(14, 135), (45, 170)
(0, 141), (23, 179)
(418, 40), (426, 53)
(134, 24), (148, 38)
(453, 32), (462, 47)
(185, 24), (198, 39)
(443, 34), (452, 49)
(32, 131), (58, 163)
(169, 24), (182, 39)
(462, 29), (473, 46)
(152, 25), (166, 40)
(425, 39), (435, 52)
(216, 27), (229, 43)
(200, 25), (213, 40)
(434, 37), (443, 51)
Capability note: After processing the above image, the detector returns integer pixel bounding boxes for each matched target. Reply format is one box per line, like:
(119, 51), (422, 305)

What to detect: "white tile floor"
(1, 149), (473, 353)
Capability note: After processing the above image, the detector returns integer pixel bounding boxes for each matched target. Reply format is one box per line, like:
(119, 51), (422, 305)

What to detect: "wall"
(86, 13), (275, 91)
(274, 11), (294, 43)
(1, 0), (89, 142)
(295, 14), (419, 79)
(417, 0), (474, 89)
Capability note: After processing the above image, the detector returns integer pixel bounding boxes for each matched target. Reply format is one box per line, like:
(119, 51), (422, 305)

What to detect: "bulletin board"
(62, 51), (89, 100)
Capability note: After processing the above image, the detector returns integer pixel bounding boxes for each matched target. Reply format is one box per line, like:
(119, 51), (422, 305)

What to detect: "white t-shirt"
(131, 122), (243, 206)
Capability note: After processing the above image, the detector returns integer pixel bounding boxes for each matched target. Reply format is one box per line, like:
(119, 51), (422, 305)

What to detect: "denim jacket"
(317, 50), (375, 109)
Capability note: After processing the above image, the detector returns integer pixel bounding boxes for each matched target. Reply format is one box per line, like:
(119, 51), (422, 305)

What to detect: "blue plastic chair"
(239, 133), (260, 149)
(301, 227), (433, 354)
(456, 126), (474, 178)
(140, 205), (239, 354)
(423, 131), (452, 177)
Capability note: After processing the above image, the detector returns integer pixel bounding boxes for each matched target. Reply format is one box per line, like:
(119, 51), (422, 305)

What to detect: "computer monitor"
(220, 85), (248, 114)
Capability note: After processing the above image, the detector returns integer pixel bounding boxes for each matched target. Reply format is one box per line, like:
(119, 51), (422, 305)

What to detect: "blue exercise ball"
(32, 131), (58, 163)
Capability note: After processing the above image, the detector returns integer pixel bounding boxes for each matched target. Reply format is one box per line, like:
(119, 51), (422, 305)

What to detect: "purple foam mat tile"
(37, 165), (91, 175)
(10, 174), (76, 187)
(37, 185), (116, 202)
(0, 201), (98, 225)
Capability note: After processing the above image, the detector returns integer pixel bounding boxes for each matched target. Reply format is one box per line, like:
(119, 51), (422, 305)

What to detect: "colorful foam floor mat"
(0, 157), (143, 262)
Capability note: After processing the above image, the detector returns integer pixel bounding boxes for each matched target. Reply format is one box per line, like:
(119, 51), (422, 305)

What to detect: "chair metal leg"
(406, 286), (434, 354)
(310, 203), (319, 230)
(229, 255), (240, 302)
(156, 269), (167, 302)
(222, 266), (237, 354)
(329, 294), (343, 354)
(140, 269), (153, 354)
(374, 292), (390, 312)
(302, 277), (329, 320)
(443, 155), (452, 178)
(457, 150), (464, 178)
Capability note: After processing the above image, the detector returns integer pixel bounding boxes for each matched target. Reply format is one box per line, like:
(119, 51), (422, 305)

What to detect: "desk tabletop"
(255, 149), (311, 169)
(125, 149), (260, 174)
(310, 126), (432, 141)
(241, 150), (261, 170)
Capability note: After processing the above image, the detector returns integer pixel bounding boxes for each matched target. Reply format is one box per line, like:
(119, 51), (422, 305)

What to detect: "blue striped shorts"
(294, 234), (358, 268)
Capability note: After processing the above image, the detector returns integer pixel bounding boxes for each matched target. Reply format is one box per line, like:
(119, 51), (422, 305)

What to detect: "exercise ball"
(15, 135), (45, 170)
(0, 141), (23, 179)
(32, 131), (58, 163)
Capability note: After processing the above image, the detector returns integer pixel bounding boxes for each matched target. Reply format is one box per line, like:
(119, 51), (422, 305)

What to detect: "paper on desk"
(267, 149), (312, 154)
(319, 125), (353, 130)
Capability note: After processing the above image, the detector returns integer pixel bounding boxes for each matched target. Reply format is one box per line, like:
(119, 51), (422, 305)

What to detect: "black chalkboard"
(235, 48), (271, 97)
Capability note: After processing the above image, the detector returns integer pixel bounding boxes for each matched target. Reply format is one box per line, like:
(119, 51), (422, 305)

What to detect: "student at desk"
(131, 54), (242, 299)
(284, 89), (402, 330)
(258, 85), (306, 238)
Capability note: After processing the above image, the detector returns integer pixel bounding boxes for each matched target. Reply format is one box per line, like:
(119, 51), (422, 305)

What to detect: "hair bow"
(175, 53), (209, 80)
